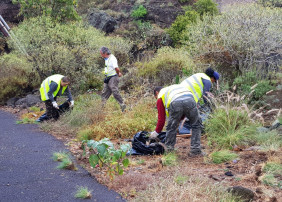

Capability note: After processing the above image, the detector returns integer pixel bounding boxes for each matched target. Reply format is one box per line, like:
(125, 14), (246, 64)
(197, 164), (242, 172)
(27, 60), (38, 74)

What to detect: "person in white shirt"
(100, 47), (126, 112)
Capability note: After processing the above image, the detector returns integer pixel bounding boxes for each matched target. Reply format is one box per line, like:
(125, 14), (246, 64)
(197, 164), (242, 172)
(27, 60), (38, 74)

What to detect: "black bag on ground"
(131, 131), (166, 155)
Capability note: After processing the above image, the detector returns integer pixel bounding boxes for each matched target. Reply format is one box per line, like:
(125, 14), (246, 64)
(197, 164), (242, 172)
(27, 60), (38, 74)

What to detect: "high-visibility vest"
(104, 55), (117, 77)
(158, 84), (192, 117)
(40, 74), (67, 101)
(180, 73), (211, 103)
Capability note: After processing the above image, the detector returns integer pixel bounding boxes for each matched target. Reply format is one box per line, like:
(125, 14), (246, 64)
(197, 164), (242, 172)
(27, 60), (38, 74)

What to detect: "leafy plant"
(82, 138), (130, 180)
(75, 186), (92, 199)
(210, 150), (238, 164)
(12, 0), (80, 22)
(52, 151), (69, 162)
(131, 5), (147, 19)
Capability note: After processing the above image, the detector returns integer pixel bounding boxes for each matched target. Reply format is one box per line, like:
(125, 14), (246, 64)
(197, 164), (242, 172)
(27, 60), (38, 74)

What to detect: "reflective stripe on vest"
(40, 74), (67, 101)
(158, 85), (192, 117)
(180, 73), (211, 103)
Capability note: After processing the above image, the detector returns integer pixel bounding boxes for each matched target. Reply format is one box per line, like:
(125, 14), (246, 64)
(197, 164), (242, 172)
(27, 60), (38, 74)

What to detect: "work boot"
(120, 103), (126, 112)
(188, 151), (206, 158)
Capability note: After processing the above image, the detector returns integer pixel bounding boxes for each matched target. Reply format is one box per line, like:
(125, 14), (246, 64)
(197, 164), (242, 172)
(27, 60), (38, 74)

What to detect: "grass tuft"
(52, 152), (69, 162)
(57, 157), (77, 171)
(162, 152), (178, 166)
(210, 150), (238, 164)
(75, 186), (92, 199)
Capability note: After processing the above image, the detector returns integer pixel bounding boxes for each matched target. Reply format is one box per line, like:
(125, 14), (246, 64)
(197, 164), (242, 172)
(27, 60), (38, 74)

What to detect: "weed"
(260, 174), (281, 188)
(16, 117), (36, 124)
(77, 128), (93, 141)
(75, 186), (92, 199)
(131, 5), (147, 19)
(162, 152), (178, 166)
(52, 152), (69, 162)
(210, 150), (238, 164)
(137, 159), (145, 165)
(29, 106), (41, 112)
(175, 175), (188, 185)
(251, 131), (282, 151)
(263, 162), (282, 176)
(57, 157), (77, 171)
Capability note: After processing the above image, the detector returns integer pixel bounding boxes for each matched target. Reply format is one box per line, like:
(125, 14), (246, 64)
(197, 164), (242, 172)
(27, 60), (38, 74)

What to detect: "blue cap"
(213, 71), (220, 81)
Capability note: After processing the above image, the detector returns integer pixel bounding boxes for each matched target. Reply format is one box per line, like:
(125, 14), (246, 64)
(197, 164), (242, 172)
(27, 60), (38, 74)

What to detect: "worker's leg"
(108, 76), (125, 111)
(165, 100), (184, 151)
(101, 82), (112, 105)
(183, 98), (202, 154)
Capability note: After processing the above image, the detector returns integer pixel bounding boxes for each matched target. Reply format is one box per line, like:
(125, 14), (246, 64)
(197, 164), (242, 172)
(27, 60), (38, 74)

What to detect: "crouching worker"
(151, 85), (204, 157)
(36, 74), (74, 122)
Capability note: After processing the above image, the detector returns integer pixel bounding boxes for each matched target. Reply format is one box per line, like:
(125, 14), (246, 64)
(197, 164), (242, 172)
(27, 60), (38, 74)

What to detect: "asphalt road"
(0, 110), (124, 202)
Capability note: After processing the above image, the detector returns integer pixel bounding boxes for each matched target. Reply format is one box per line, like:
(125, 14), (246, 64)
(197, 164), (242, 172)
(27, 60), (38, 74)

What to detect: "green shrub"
(194, 0), (219, 17)
(8, 16), (131, 93)
(205, 107), (257, 149)
(13, 0), (80, 22)
(183, 4), (282, 75)
(136, 47), (196, 86)
(131, 5), (147, 19)
(167, 10), (199, 45)
(0, 54), (40, 103)
(162, 152), (178, 166)
(210, 150), (238, 164)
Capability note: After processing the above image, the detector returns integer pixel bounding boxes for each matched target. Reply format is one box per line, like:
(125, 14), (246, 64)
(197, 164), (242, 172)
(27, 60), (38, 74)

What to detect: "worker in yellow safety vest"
(151, 68), (219, 156)
(37, 74), (74, 122)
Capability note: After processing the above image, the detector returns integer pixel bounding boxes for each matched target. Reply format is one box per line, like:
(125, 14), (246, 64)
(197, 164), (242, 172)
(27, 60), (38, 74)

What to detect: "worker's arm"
(115, 67), (122, 77)
(202, 78), (212, 104)
(47, 81), (58, 102)
(63, 87), (73, 102)
(155, 98), (166, 133)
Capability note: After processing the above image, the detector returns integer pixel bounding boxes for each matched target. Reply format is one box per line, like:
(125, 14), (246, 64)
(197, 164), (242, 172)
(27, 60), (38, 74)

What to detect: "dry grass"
(133, 172), (242, 202)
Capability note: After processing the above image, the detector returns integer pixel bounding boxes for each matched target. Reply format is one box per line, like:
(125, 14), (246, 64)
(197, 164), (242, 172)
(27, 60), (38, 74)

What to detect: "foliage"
(210, 150), (238, 164)
(75, 186), (92, 199)
(8, 16), (131, 93)
(0, 54), (39, 103)
(131, 5), (147, 19)
(258, 0), (282, 7)
(183, 4), (282, 75)
(260, 174), (281, 188)
(162, 152), (178, 166)
(194, 0), (219, 17)
(167, 10), (199, 46)
(233, 72), (274, 101)
(89, 97), (157, 139)
(136, 47), (196, 86)
(82, 138), (130, 180)
(263, 162), (282, 175)
(12, 0), (80, 22)
(29, 106), (41, 112)
(205, 107), (257, 149)
(178, 0), (192, 3)
(77, 128), (93, 141)
(16, 117), (36, 124)
(251, 131), (282, 151)
(52, 151), (69, 162)
(57, 157), (77, 170)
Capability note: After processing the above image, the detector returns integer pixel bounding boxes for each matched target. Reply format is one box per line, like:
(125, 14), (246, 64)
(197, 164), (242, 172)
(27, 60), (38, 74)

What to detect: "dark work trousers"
(166, 97), (202, 153)
(37, 98), (70, 122)
(101, 75), (124, 105)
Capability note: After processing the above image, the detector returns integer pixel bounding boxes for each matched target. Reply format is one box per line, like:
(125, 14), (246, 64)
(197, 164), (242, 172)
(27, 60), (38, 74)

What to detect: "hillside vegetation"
(1, 0), (281, 201)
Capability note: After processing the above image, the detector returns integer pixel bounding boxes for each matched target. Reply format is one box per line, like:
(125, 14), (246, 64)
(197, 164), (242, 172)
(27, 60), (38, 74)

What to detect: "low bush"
(136, 47), (196, 86)
(205, 107), (257, 149)
(0, 54), (39, 103)
(183, 4), (282, 76)
(194, 0), (219, 17)
(131, 5), (147, 19)
(210, 150), (238, 164)
(8, 16), (132, 93)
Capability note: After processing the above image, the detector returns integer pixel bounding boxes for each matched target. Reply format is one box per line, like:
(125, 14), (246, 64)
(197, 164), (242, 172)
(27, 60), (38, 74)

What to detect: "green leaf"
(89, 154), (99, 168)
(97, 144), (107, 156)
(118, 168), (124, 175)
(122, 158), (130, 167)
(120, 144), (130, 152)
(114, 150), (122, 160)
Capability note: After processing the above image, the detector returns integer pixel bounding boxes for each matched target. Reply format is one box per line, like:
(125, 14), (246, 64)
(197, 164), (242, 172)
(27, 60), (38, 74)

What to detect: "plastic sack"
(129, 131), (166, 155)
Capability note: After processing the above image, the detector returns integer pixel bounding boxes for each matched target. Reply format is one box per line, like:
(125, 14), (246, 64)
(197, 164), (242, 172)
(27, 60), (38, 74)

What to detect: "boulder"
(26, 94), (41, 107)
(15, 97), (27, 106)
(88, 8), (117, 33)
(6, 97), (19, 107)
(227, 186), (254, 202)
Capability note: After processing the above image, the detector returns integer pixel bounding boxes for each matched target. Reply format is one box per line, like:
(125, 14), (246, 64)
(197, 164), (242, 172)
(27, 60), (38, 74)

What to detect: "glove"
(70, 100), (74, 108)
(52, 101), (59, 109)
(150, 131), (159, 139)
